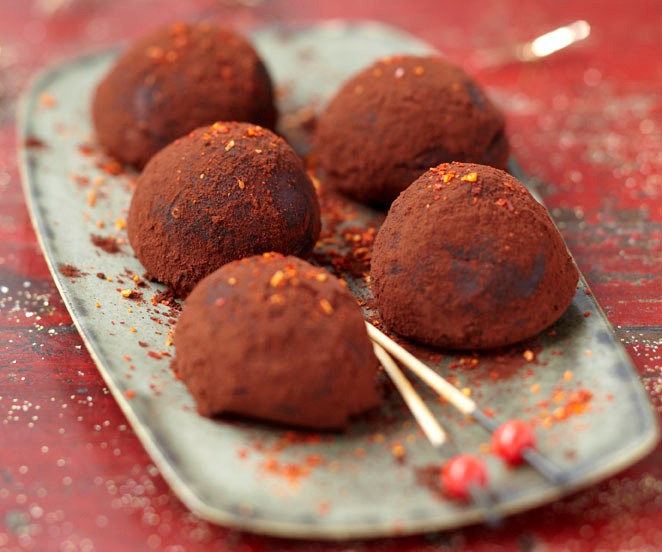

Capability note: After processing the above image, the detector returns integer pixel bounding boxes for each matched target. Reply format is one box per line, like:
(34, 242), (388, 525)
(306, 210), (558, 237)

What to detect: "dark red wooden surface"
(1, 0), (660, 550)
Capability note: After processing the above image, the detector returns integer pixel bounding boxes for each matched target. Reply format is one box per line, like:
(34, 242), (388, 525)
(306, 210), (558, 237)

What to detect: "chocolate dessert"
(172, 253), (380, 429)
(93, 22), (277, 168)
(127, 122), (321, 296)
(370, 163), (578, 349)
(313, 55), (509, 206)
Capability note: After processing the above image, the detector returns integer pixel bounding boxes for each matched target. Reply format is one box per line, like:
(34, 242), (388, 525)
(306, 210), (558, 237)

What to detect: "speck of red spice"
(58, 264), (84, 278)
(91, 234), (122, 254)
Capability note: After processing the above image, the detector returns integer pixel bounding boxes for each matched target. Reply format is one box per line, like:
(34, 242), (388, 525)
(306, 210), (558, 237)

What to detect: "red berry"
(492, 419), (536, 465)
(441, 454), (488, 500)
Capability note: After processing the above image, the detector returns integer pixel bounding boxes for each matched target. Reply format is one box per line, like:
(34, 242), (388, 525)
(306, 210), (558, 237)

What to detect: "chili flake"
(319, 298), (334, 315)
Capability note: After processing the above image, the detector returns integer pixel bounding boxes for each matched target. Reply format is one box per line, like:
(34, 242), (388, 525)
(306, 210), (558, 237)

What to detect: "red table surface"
(0, 0), (660, 550)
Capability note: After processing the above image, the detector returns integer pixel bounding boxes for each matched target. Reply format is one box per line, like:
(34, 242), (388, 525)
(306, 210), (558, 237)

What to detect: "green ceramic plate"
(18, 21), (658, 539)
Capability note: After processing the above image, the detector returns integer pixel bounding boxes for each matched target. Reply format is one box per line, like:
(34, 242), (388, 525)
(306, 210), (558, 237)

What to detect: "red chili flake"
(147, 351), (162, 360)
(91, 235), (121, 254)
(58, 264), (83, 278)
(583, 311), (591, 317)
(391, 443), (406, 462)
(305, 454), (323, 467)
(585, 289), (592, 296)
(319, 298), (334, 315)
(78, 143), (94, 155)
(125, 390), (136, 399)
(96, 160), (123, 176)
(39, 93), (56, 108)
(25, 136), (46, 148)
(70, 173), (89, 186)
(316, 501), (331, 515)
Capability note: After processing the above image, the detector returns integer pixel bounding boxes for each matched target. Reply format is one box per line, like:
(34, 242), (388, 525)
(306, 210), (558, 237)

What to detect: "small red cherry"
(492, 419), (536, 465)
(441, 454), (488, 500)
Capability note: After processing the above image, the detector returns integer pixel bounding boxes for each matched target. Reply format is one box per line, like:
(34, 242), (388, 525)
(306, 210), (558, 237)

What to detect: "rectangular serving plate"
(18, 21), (658, 539)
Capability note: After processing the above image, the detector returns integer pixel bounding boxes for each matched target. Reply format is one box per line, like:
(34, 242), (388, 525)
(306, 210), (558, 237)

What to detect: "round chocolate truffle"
(371, 163), (578, 349)
(93, 22), (276, 168)
(127, 122), (321, 296)
(172, 253), (380, 429)
(313, 55), (509, 206)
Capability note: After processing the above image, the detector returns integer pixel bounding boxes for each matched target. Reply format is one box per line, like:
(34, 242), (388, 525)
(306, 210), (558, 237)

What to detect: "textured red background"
(0, 0), (660, 550)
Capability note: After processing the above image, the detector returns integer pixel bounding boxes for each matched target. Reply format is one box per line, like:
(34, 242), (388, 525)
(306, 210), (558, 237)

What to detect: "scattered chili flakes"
(563, 370), (574, 381)
(129, 327), (137, 333)
(115, 217), (126, 230)
(583, 311), (591, 317)
(461, 172), (478, 182)
(125, 389), (136, 399)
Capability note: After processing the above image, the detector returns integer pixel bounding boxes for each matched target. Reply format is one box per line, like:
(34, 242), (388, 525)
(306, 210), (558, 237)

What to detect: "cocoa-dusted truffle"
(371, 163), (578, 349)
(313, 55), (509, 206)
(127, 122), (321, 296)
(172, 253), (380, 429)
(93, 22), (276, 168)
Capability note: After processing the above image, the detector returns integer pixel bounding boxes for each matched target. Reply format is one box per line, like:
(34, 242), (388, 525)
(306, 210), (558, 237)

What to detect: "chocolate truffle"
(313, 55), (509, 206)
(172, 253), (380, 429)
(93, 22), (276, 168)
(127, 122), (321, 296)
(371, 163), (578, 349)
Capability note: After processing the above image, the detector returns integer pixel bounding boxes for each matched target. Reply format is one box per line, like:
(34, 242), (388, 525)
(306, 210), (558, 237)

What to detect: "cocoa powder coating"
(371, 163), (579, 349)
(172, 253), (380, 429)
(313, 55), (509, 206)
(127, 122), (321, 296)
(93, 22), (277, 168)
